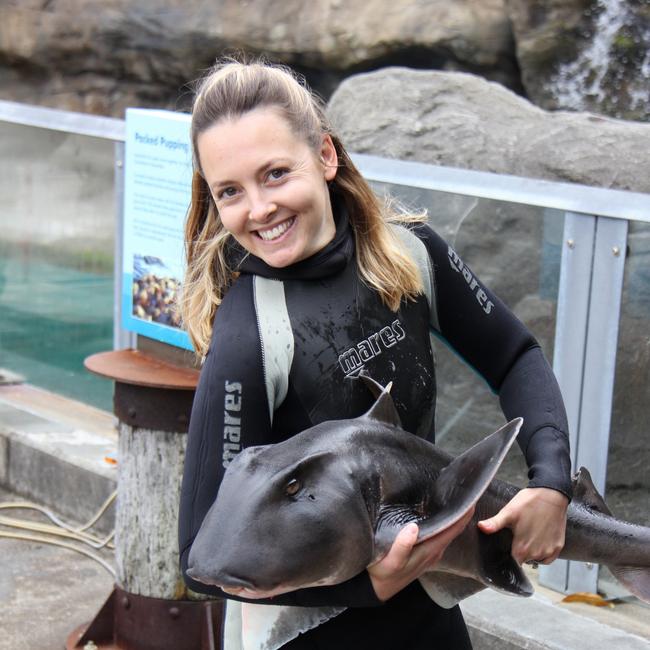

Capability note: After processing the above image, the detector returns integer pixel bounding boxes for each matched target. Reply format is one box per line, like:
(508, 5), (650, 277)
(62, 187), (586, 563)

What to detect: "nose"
(248, 191), (277, 223)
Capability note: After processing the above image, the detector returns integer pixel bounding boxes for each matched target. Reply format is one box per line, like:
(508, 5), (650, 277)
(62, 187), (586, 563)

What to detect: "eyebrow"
(210, 158), (289, 192)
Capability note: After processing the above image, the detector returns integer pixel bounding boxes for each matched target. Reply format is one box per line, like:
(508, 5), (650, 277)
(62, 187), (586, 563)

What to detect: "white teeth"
(258, 217), (294, 241)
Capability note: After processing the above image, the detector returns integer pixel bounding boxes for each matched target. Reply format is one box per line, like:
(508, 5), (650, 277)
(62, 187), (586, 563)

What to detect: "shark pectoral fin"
(418, 572), (486, 609)
(417, 418), (523, 541)
(609, 566), (650, 603)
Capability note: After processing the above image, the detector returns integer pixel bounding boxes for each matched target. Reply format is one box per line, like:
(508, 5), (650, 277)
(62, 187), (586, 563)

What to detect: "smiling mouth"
(256, 216), (296, 242)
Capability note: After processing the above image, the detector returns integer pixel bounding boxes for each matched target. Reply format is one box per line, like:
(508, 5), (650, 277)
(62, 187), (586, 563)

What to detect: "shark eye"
(285, 478), (301, 496)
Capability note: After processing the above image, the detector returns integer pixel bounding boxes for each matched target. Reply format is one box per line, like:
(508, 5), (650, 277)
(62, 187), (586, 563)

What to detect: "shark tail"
(572, 467), (650, 605)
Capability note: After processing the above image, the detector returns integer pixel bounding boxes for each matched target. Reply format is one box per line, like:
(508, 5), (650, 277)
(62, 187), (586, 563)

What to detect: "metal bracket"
(66, 586), (223, 650)
(84, 349), (199, 433)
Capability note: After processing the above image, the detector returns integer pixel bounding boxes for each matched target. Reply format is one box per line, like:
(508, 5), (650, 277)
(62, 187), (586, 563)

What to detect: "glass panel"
(371, 181), (565, 488)
(608, 219), (650, 527)
(0, 122), (115, 410)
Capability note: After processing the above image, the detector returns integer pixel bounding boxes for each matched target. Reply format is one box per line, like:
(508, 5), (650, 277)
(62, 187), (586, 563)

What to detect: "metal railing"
(2, 99), (649, 596)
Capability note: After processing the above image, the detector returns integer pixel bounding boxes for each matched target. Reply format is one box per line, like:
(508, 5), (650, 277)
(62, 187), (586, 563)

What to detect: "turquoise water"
(0, 246), (114, 411)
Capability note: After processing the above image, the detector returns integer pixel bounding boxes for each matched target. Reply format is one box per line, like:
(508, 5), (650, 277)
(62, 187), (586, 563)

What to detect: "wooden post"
(66, 349), (223, 650)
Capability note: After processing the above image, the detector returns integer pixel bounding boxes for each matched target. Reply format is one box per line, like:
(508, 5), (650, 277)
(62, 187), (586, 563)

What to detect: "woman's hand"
(368, 508), (475, 602)
(478, 487), (569, 565)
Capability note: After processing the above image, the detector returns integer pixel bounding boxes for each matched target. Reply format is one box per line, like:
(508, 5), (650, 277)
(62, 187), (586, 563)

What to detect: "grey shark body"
(187, 379), (650, 607)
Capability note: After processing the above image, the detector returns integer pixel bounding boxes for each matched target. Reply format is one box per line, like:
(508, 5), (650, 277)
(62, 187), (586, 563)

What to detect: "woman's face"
(197, 107), (338, 268)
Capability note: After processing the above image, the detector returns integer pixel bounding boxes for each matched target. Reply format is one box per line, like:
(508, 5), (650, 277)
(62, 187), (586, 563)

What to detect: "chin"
(258, 248), (305, 268)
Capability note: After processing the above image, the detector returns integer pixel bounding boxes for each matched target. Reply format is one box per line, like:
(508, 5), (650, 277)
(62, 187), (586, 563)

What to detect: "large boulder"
(0, 0), (516, 116)
(328, 68), (650, 502)
(506, 0), (650, 121)
(327, 67), (650, 191)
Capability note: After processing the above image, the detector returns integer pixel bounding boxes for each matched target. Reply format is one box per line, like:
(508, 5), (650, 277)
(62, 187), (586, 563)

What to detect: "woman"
(178, 59), (572, 650)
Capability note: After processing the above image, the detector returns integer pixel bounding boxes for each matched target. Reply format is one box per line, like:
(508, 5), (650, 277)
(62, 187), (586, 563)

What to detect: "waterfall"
(628, 45), (650, 114)
(547, 0), (650, 118)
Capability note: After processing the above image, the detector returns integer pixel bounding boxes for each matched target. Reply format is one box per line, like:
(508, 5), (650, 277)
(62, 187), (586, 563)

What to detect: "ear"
(320, 134), (338, 181)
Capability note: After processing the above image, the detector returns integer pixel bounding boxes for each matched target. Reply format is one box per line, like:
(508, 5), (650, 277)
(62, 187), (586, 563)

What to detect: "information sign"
(122, 108), (193, 349)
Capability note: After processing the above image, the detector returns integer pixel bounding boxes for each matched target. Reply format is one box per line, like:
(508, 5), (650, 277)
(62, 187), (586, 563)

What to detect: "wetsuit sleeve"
(412, 224), (572, 499)
(178, 277), (274, 596)
(178, 276), (382, 608)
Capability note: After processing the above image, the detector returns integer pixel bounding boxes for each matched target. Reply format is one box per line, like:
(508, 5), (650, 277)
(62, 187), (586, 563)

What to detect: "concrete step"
(464, 583), (650, 650)
(1, 383), (649, 649)
(0, 383), (117, 534)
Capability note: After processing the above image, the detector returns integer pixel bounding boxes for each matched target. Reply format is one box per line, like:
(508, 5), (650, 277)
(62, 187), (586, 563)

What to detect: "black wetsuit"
(178, 212), (572, 650)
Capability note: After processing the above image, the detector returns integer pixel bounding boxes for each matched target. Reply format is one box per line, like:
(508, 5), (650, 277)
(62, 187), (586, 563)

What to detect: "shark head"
(186, 424), (376, 595)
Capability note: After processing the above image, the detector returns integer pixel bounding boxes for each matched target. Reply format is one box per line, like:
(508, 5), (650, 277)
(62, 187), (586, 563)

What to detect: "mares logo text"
(222, 380), (242, 468)
(338, 319), (406, 375)
(448, 246), (494, 315)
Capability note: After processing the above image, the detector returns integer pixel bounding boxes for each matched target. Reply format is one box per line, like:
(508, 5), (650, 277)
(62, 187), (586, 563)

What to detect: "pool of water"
(0, 244), (114, 411)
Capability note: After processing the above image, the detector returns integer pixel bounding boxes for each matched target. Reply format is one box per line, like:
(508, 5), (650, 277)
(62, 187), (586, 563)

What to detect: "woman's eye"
(217, 186), (238, 200)
(268, 168), (288, 181)
(285, 478), (301, 496)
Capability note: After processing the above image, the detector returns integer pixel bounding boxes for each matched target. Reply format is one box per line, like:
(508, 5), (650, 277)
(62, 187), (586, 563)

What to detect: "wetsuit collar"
(228, 203), (354, 281)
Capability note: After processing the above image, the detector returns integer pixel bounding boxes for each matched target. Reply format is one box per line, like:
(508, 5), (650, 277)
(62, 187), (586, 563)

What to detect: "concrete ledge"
(0, 385), (117, 533)
(464, 589), (650, 649)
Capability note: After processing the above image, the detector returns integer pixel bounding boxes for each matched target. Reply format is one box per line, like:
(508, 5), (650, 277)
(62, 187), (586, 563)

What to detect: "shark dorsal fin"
(573, 467), (612, 516)
(358, 374), (402, 428)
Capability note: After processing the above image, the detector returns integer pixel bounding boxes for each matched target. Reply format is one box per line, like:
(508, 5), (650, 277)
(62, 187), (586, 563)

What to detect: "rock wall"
(0, 0), (517, 116)
(1, 0), (647, 121)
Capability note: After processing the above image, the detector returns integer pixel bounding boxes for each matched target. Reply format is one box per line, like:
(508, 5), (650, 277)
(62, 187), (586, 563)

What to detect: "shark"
(187, 376), (650, 648)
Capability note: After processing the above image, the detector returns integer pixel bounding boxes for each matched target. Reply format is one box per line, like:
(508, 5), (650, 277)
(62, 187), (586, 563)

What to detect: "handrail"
(352, 153), (650, 224)
(1, 100), (648, 223)
(0, 99), (125, 142)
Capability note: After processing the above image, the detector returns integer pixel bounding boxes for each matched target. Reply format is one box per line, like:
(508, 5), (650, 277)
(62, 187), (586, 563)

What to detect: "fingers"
(368, 512), (473, 602)
(388, 522), (419, 570)
(477, 507), (512, 534)
(511, 533), (565, 565)
(367, 522), (420, 572)
(479, 488), (568, 565)
(413, 508), (475, 570)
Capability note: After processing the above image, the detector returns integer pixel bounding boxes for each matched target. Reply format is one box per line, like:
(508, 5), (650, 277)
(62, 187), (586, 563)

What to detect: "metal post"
(540, 214), (628, 594)
(113, 141), (136, 351)
(540, 211), (596, 592)
(566, 216), (628, 593)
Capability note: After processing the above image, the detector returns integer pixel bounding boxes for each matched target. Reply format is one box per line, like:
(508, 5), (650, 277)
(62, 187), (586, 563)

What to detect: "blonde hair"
(182, 58), (426, 356)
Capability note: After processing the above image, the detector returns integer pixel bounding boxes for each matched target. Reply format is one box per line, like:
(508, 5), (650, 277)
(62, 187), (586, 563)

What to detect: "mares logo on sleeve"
(222, 380), (242, 468)
(447, 245), (494, 315)
(338, 319), (406, 375)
